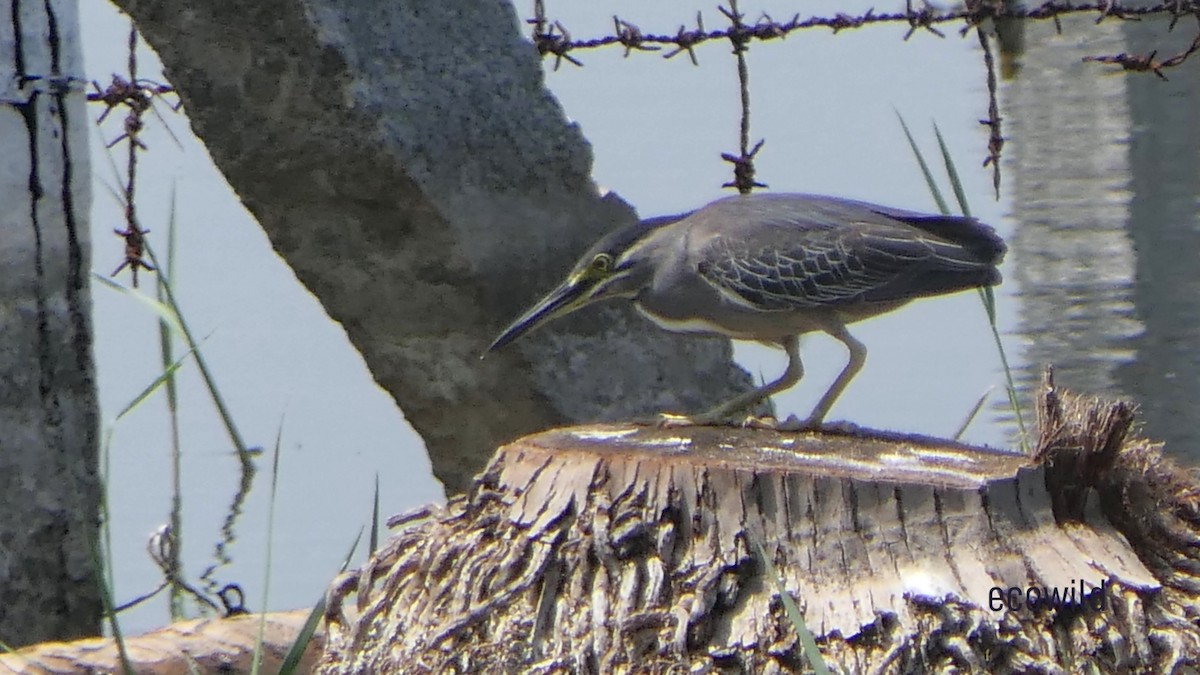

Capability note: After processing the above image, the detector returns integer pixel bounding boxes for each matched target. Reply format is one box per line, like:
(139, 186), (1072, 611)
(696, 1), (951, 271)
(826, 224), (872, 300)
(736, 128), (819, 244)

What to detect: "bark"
(318, 373), (1200, 673)
(108, 0), (756, 493)
(0, 0), (101, 646)
(0, 610), (321, 674)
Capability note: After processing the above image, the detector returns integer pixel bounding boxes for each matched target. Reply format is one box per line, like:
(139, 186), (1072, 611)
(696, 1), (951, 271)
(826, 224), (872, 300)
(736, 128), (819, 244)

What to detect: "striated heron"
(487, 193), (1005, 428)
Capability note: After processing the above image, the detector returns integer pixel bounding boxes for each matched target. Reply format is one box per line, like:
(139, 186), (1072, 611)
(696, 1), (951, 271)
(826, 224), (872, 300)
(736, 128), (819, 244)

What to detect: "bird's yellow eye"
(590, 253), (613, 274)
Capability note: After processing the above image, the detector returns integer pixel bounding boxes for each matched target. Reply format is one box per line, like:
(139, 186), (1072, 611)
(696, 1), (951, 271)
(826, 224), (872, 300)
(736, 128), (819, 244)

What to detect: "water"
(1003, 15), (1200, 457)
(78, 2), (1200, 635)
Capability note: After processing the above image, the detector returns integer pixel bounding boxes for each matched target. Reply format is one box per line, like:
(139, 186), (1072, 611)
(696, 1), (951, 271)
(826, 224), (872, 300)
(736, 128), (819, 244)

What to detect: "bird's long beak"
(485, 278), (591, 355)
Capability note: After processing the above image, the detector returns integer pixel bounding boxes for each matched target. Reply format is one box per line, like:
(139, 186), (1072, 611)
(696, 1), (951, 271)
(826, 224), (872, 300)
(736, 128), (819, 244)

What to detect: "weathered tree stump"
(320, 373), (1200, 673)
(0, 610), (321, 674)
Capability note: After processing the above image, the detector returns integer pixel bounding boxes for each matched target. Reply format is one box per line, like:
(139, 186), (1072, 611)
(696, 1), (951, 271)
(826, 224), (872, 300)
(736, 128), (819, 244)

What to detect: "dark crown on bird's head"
(570, 211), (693, 274)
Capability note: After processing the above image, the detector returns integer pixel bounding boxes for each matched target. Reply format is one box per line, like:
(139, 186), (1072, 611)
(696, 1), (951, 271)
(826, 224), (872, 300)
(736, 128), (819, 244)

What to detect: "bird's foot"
(654, 412), (697, 428)
(648, 412), (828, 430)
(810, 419), (865, 436)
(772, 414), (823, 432)
(735, 415), (784, 430)
(656, 413), (788, 430)
(769, 416), (866, 434)
(654, 412), (731, 428)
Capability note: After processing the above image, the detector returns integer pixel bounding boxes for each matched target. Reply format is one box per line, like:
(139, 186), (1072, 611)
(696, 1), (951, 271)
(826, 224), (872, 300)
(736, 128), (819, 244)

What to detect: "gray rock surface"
(112, 0), (754, 492)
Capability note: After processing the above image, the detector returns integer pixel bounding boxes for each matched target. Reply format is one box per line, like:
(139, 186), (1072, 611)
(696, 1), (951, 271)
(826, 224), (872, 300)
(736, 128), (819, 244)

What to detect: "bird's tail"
(884, 212), (1007, 265)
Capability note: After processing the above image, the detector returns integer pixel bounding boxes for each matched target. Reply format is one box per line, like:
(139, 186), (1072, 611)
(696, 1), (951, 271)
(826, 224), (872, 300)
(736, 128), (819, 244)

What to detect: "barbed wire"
(719, 0), (766, 194)
(528, 1), (1200, 198)
(87, 27), (182, 287)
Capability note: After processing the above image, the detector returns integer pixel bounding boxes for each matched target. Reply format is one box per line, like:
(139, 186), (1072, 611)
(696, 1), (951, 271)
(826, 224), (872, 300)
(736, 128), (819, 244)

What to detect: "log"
(0, 610), (321, 675)
(319, 372), (1200, 673)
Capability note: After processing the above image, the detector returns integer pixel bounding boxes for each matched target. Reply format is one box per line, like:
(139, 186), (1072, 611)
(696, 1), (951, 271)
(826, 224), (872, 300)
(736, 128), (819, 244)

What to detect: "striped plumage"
(691, 194), (1001, 308)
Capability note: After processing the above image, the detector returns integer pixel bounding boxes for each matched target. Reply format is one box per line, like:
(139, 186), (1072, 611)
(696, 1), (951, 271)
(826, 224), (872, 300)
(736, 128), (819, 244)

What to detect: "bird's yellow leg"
(800, 325), (866, 428)
(658, 336), (803, 427)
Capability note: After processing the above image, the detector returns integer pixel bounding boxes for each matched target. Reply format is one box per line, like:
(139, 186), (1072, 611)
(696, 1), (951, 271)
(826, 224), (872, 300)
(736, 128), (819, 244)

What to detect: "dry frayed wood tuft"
(321, 379), (1200, 674)
(1036, 367), (1200, 608)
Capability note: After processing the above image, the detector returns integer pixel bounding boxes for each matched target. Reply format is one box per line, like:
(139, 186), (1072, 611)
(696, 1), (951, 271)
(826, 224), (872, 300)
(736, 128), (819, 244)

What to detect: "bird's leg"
(800, 324), (866, 428)
(662, 336), (803, 427)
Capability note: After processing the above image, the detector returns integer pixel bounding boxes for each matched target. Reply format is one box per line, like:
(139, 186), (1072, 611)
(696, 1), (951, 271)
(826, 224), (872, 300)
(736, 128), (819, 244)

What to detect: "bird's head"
(485, 213), (687, 354)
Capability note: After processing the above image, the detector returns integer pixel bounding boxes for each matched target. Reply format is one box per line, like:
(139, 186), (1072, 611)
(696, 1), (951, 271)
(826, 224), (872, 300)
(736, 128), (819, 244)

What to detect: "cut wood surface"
(0, 610), (320, 675)
(491, 423), (1157, 641)
(321, 372), (1200, 673)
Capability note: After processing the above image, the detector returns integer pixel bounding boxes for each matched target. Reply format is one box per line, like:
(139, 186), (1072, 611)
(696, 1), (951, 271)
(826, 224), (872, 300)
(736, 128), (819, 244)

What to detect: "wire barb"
(88, 26), (183, 287)
(527, 0), (1200, 196)
(719, 0), (767, 194)
(1082, 18), (1200, 81)
(613, 16), (660, 57)
(525, 2), (1200, 59)
(663, 12), (706, 65)
(976, 27), (1004, 198)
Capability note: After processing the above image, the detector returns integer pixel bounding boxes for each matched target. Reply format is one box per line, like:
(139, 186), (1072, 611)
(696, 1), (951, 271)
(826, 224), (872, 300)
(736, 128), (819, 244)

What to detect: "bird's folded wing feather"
(696, 223), (979, 311)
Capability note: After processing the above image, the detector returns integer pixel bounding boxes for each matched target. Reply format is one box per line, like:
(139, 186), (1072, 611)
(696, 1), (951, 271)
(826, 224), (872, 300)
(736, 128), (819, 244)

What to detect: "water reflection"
(1002, 16), (1200, 460)
(1116, 19), (1200, 460)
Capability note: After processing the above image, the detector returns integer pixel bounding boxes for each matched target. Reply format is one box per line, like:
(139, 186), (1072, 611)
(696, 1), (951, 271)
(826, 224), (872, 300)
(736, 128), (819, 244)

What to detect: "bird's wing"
(696, 222), (964, 311)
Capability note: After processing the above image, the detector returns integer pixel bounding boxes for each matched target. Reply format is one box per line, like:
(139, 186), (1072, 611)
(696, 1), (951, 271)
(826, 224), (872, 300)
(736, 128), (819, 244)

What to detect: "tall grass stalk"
(895, 112), (1029, 453)
(251, 420), (286, 675)
(278, 528), (365, 675)
(145, 241), (255, 467)
(953, 387), (994, 442)
(751, 537), (831, 675)
(98, 144), (252, 465)
(158, 185), (187, 617)
(90, 528), (133, 674)
(370, 474), (381, 554)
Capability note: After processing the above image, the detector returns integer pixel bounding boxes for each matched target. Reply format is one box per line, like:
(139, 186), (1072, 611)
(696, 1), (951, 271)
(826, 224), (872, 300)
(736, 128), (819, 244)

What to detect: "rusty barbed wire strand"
(1083, 12), (1200, 80)
(530, 1), (1200, 196)
(88, 27), (183, 287)
(977, 26), (1003, 199)
(118, 26), (151, 287)
(529, 1), (1200, 195)
(528, 2), (1200, 63)
(718, 0), (767, 194)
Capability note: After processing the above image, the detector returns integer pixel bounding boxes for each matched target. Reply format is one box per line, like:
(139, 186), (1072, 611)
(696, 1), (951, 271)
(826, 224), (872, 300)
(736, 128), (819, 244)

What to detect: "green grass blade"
(980, 285), (997, 324)
(252, 419), (286, 675)
(953, 386), (993, 441)
(895, 110), (949, 215)
(142, 240), (252, 464)
(114, 341), (203, 422)
(276, 601), (324, 675)
(934, 122), (971, 218)
(101, 168), (250, 465)
(901, 117), (1030, 454)
(100, 425), (118, 605)
(984, 295), (1030, 453)
(370, 474), (381, 554)
(159, 182), (180, 384)
(93, 273), (183, 335)
(751, 537), (831, 675)
(278, 528), (364, 675)
(159, 186), (186, 619)
(90, 533), (133, 674)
